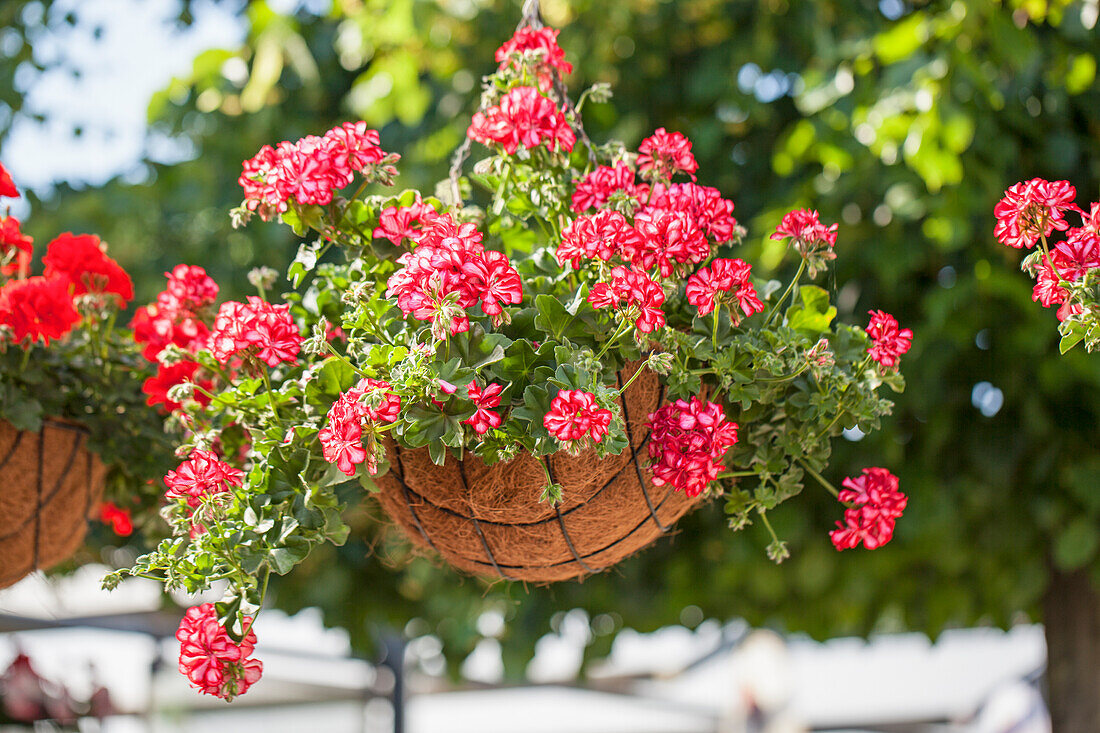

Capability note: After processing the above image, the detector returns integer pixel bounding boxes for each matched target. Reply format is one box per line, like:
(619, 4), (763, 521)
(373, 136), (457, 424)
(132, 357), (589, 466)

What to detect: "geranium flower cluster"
(588, 266), (667, 333)
(770, 209), (839, 278)
(495, 25), (573, 79)
(553, 130), (753, 339)
(686, 258), (764, 323)
(829, 467), (907, 550)
(467, 86), (576, 155)
(0, 173), (133, 345)
(386, 215), (523, 340)
(210, 297), (303, 367)
(994, 178), (1078, 250)
(637, 128), (698, 181)
(238, 121), (398, 220)
(165, 449), (246, 538)
(319, 378), (402, 476)
(543, 389), (613, 451)
(373, 198), (440, 246)
(98, 502), (134, 537)
(569, 171), (738, 238)
(165, 449), (246, 509)
(994, 178), (1100, 331)
(646, 398), (739, 498)
(132, 265), (219, 410)
(865, 310), (913, 369)
(465, 381), (504, 435)
(176, 603), (263, 700)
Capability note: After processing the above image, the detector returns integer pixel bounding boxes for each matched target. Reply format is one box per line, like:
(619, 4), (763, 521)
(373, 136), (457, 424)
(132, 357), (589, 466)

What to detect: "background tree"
(4, 0), (1100, 729)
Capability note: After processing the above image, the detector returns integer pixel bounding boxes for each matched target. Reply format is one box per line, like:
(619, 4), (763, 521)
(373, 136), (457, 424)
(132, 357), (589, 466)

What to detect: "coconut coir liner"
(375, 364), (705, 583)
(0, 419), (106, 589)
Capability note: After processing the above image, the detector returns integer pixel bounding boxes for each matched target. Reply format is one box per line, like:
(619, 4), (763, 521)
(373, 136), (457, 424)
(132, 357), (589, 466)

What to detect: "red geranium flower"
(543, 389), (613, 445)
(99, 502), (134, 536)
(1052, 228), (1100, 282)
(0, 276), (80, 345)
(0, 162), (17, 198)
(646, 397), (738, 497)
(587, 265), (666, 333)
(495, 25), (573, 77)
(42, 233), (134, 305)
(143, 361), (213, 412)
(771, 209), (838, 248)
(556, 209), (639, 269)
(686, 258), (763, 321)
(239, 123), (392, 218)
(467, 86), (576, 155)
(829, 467), (906, 550)
(161, 264), (219, 312)
(320, 378), (402, 476)
(637, 128), (698, 181)
(993, 178), (1078, 249)
(465, 381), (504, 435)
(865, 310), (913, 368)
(373, 199), (439, 245)
(386, 215), (523, 338)
(643, 183), (738, 244)
(209, 296), (302, 367)
(176, 603), (263, 700)
(627, 209), (710, 278)
(164, 450), (244, 509)
(570, 164), (643, 213)
(0, 217), (32, 277)
(1032, 259), (1067, 308)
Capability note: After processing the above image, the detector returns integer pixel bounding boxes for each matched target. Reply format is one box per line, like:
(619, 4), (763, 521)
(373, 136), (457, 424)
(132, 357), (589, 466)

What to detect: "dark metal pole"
(379, 634), (406, 733)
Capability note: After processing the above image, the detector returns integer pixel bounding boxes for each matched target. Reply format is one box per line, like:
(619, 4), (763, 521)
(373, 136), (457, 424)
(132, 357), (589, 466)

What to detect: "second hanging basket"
(0, 418), (107, 589)
(375, 365), (704, 582)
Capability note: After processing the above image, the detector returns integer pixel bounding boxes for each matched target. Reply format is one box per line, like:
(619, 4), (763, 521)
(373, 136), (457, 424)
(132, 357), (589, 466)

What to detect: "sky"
(1, 0), (246, 200)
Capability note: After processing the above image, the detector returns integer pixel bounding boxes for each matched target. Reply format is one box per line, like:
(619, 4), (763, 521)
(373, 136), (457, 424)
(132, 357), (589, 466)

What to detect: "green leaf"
(449, 324), (511, 369)
(1, 389), (43, 432)
(786, 285), (837, 335)
(270, 544), (310, 575)
(1059, 329), (1084, 354)
(533, 294), (576, 340)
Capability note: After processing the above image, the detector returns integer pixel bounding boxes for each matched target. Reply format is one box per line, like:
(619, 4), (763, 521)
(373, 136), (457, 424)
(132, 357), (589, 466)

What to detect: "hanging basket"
(0, 418), (107, 590)
(375, 365), (704, 582)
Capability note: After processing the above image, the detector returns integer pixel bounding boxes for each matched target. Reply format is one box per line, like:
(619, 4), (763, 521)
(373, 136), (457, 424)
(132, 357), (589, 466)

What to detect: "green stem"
(711, 307), (721, 350)
(757, 364), (810, 383)
(259, 369), (283, 426)
(491, 164), (513, 216)
(797, 457), (839, 498)
(758, 508), (781, 544)
(595, 319), (631, 362)
(100, 310), (117, 360)
(618, 361), (648, 395)
(324, 341), (367, 377)
(764, 258), (807, 328)
(718, 470), (757, 478)
(193, 383), (220, 402)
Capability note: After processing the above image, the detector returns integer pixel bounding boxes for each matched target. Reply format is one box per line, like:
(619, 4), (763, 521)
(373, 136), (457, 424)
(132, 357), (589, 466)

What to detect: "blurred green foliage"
(4, 0), (1100, 677)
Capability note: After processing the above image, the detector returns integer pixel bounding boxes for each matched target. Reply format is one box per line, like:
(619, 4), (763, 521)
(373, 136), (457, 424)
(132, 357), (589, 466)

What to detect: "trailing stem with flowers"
(993, 177), (1100, 353)
(104, 19), (912, 700)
